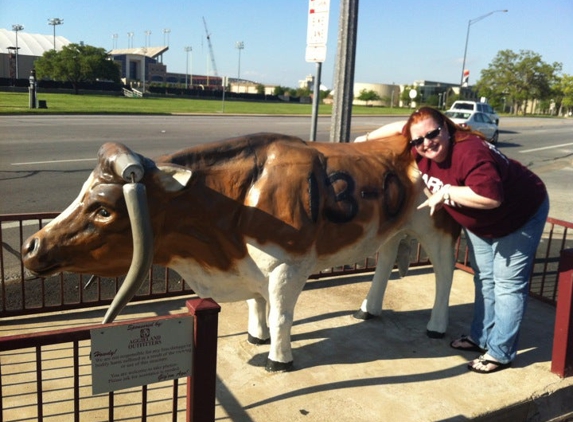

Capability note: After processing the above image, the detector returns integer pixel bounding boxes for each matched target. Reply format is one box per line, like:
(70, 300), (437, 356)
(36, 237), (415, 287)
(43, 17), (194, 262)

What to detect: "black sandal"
(468, 355), (511, 374)
(449, 335), (484, 353)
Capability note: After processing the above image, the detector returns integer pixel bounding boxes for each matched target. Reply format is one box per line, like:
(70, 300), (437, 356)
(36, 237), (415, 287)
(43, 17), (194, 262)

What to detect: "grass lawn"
(0, 91), (412, 116)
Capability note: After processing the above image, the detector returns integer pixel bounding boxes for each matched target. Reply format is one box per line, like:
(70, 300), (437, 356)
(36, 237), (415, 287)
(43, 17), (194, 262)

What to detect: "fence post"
(186, 298), (221, 422)
(551, 248), (573, 377)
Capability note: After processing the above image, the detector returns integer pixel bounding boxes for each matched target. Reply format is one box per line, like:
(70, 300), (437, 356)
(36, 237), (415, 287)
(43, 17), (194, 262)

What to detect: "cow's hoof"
(353, 309), (375, 320)
(265, 359), (293, 372)
(426, 330), (445, 339)
(248, 334), (270, 345)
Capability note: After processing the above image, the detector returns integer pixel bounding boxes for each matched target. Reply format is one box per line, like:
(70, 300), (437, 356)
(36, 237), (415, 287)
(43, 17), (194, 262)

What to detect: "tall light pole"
(144, 30), (152, 47)
(460, 9), (508, 91)
(235, 41), (244, 80)
(184, 46), (192, 89)
(12, 24), (23, 79)
(112, 33), (118, 50)
(163, 28), (171, 46)
(47, 18), (63, 50)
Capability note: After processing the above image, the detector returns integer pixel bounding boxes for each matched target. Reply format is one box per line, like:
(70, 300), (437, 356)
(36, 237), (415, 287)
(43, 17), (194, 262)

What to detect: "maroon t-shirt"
(415, 135), (547, 238)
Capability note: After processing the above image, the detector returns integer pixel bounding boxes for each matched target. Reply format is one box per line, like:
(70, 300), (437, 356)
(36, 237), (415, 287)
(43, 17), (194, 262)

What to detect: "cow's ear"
(155, 165), (192, 192)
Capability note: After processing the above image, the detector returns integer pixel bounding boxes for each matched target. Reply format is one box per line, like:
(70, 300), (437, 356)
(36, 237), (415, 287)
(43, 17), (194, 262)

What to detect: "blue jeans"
(465, 196), (549, 364)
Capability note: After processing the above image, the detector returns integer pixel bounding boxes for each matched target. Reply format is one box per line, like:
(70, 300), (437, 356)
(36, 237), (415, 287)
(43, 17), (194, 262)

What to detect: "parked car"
(445, 110), (499, 144)
(450, 100), (500, 125)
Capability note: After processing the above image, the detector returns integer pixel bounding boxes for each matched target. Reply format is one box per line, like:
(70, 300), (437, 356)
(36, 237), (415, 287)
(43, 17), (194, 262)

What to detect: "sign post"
(306, 0), (330, 141)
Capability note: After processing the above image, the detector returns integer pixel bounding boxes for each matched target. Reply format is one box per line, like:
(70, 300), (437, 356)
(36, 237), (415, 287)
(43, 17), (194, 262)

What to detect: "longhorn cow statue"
(22, 132), (459, 372)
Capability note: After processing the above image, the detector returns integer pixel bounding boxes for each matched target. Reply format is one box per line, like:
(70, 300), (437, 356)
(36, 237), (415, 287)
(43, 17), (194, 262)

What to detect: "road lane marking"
(520, 143), (573, 153)
(11, 158), (97, 166)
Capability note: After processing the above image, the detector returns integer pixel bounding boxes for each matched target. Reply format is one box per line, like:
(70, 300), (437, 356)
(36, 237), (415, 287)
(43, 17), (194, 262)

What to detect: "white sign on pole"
(90, 316), (194, 395)
(305, 0), (330, 63)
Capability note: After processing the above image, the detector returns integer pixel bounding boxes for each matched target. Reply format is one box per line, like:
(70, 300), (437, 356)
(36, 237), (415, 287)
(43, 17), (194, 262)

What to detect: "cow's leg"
(246, 296), (270, 345)
(418, 232), (456, 338)
(265, 264), (308, 372)
(354, 234), (403, 320)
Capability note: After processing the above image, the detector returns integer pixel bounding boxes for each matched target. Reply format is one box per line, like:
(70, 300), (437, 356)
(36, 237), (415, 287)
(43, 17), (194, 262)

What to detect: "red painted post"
(551, 249), (573, 378)
(186, 298), (221, 422)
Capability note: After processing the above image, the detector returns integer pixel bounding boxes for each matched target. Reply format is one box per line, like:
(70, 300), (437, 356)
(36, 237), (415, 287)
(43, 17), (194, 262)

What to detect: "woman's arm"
(418, 185), (502, 216)
(354, 120), (407, 142)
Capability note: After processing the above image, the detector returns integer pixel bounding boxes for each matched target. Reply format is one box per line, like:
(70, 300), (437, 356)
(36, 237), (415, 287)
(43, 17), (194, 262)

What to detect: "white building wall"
(353, 82), (400, 107)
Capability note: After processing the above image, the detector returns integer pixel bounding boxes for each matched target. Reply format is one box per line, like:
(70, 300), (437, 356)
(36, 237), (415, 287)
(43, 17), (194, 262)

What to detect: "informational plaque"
(90, 316), (194, 395)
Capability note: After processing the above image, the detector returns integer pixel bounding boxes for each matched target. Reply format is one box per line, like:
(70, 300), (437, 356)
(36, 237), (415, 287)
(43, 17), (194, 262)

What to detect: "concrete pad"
(212, 269), (573, 421)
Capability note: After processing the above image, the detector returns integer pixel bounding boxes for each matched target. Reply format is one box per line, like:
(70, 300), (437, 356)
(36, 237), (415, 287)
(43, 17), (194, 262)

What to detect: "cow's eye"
(96, 208), (111, 218)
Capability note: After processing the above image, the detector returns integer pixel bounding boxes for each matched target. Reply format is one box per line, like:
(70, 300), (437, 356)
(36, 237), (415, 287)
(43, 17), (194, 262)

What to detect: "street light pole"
(235, 41), (244, 80)
(184, 46), (192, 89)
(127, 32), (134, 48)
(12, 24), (23, 79)
(144, 30), (152, 47)
(47, 18), (63, 50)
(163, 28), (171, 47)
(460, 9), (507, 91)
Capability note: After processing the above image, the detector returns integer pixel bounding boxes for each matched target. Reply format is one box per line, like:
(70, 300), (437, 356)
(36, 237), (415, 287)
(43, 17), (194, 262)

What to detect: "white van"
(450, 100), (500, 125)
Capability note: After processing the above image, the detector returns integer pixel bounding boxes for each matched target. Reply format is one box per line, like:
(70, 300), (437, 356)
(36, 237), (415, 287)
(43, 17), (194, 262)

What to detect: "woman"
(357, 107), (549, 374)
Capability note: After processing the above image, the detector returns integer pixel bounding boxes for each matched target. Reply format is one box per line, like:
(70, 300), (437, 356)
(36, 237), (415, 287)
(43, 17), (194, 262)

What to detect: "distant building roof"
(0, 28), (70, 56)
(110, 46), (168, 59)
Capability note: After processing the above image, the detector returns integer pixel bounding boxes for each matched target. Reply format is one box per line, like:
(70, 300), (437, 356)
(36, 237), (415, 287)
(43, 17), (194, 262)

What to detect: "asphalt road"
(1, 115), (572, 222)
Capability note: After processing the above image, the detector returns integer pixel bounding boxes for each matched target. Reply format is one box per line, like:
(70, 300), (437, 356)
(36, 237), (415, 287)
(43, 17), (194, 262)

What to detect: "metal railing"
(1, 213), (572, 318)
(0, 298), (220, 422)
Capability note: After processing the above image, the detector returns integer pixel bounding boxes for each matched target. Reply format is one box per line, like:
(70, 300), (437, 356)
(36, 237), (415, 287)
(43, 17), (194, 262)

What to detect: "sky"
(1, 0), (571, 89)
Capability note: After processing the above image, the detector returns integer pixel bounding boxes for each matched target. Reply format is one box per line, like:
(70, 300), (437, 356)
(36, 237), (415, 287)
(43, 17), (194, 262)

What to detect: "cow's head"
(21, 142), (192, 323)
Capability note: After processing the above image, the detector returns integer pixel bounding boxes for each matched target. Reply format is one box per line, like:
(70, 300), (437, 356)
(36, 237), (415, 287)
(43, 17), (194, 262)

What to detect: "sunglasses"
(410, 127), (441, 147)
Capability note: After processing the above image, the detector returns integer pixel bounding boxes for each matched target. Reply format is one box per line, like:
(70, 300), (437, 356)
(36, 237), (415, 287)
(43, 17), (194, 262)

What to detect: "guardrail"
(1, 213), (572, 318)
(0, 298), (220, 422)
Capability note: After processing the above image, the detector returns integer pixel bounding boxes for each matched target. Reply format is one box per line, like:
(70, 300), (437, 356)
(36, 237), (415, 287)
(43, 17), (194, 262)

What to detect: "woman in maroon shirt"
(358, 107), (549, 373)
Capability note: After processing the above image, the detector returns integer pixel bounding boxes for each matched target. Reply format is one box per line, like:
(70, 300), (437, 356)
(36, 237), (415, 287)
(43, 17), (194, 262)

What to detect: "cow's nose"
(22, 237), (40, 258)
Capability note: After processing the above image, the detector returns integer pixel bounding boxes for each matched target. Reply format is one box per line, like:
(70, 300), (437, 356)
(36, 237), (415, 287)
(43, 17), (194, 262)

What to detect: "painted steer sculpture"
(22, 132), (459, 372)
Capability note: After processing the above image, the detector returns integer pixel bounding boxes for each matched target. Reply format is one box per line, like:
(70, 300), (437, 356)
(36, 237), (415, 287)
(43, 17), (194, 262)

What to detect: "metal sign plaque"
(306, 0), (330, 63)
(90, 316), (194, 395)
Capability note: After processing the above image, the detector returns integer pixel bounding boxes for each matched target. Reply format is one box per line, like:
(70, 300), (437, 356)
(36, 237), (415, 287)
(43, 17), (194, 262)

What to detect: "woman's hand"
(418, 185), (450, 216)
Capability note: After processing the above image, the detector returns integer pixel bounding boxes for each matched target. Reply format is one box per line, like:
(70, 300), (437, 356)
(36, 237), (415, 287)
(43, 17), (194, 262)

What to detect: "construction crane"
(202, 17), (219, 77)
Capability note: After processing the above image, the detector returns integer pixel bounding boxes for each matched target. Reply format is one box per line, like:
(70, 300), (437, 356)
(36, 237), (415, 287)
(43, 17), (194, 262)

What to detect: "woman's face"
(410, 117), (450, 163)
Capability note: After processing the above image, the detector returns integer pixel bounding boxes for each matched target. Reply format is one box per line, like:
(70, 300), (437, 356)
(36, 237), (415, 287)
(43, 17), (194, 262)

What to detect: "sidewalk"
(213, 268), (573, 421)
(1, 268), (572, 421)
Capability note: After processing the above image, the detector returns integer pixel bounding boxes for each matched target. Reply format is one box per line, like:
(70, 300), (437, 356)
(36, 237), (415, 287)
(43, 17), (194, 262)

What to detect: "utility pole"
(329, 0), (359, 143)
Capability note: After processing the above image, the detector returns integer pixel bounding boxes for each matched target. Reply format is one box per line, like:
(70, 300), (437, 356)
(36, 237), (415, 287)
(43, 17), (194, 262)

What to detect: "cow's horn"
(102, 182), (154, 324)
(113, 151), (144, 183)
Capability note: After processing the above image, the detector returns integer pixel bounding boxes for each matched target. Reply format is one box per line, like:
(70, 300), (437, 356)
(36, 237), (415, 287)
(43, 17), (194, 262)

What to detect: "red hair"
(402, 106), (486, 143)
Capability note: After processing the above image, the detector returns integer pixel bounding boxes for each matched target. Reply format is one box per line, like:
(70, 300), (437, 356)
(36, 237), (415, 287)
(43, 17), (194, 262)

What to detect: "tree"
(296, 86), (311, 97)
(273, 86), (287, 96)
(475, 49), (562, 115)
(357, 89), (381, 106)
(553, 74), (573, 116)
(35, 43), (120, 94)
